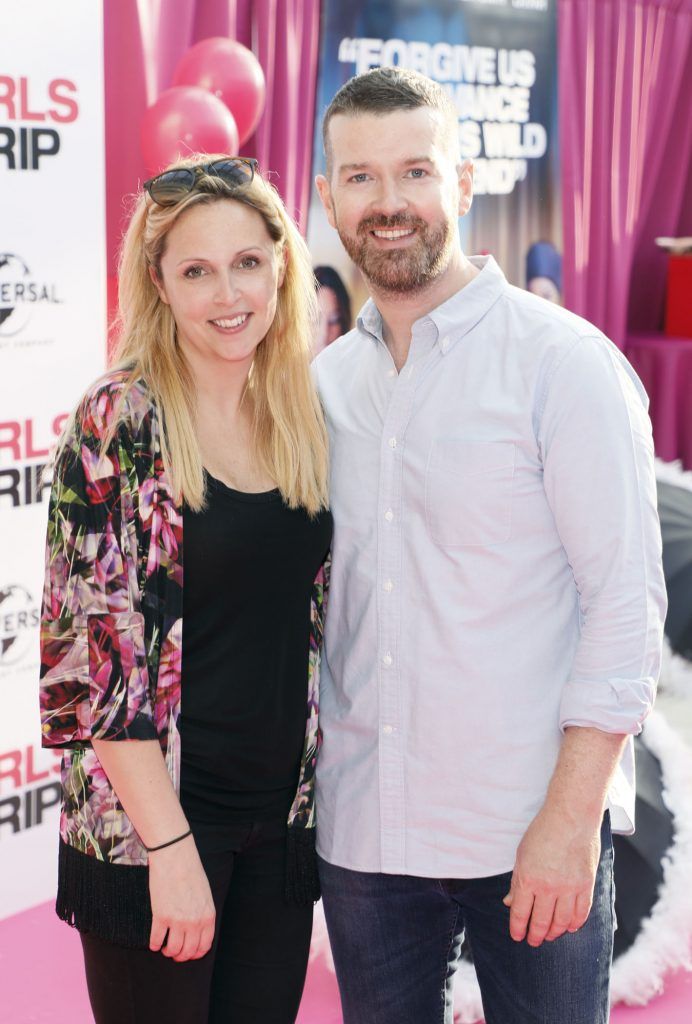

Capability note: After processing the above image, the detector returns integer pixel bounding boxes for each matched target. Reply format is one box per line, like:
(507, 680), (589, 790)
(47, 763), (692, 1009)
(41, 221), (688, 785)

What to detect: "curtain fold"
(104, 0), (321, 280)
(558, 0), (692, 347)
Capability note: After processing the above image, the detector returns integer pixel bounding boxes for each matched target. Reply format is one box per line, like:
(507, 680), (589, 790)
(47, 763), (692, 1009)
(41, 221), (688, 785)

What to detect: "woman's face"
(153, 198), (283, 373)
(315, 285), (342, 354)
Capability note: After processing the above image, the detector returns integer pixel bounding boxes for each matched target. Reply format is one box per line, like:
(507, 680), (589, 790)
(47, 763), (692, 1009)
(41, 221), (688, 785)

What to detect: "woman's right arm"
(91, 738), (215, 961)
(40, 385), (214, 961)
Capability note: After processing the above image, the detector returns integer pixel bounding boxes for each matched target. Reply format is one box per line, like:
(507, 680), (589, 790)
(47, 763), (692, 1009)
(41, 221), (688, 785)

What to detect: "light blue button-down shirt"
(313, 255), (667, 879)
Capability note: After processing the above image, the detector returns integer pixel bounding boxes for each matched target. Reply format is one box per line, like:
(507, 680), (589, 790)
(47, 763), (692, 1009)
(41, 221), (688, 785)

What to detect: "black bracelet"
(145, 828), (192, 853)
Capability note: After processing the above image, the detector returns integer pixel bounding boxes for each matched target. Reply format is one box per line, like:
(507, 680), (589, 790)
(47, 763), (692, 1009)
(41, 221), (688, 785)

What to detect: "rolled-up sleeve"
(40, 389), (157, 747)
(538, 335), (667, 735)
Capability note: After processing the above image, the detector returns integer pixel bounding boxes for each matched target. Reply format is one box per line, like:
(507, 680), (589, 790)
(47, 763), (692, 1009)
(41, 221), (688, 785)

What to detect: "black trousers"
(80, 820), (313, 1024)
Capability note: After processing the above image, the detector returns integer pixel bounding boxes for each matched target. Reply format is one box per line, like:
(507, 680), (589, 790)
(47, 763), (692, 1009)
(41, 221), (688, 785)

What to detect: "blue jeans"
(318, 814), (614, 1024)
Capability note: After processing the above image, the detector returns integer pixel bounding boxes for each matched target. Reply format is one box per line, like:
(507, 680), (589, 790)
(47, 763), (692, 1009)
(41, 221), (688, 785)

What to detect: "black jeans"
(80, 820), (313, 1024)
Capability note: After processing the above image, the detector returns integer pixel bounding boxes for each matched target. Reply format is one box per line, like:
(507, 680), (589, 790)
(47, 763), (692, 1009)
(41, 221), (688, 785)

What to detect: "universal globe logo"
(0, 584), (39, 669)
(0, 253), (61, 339)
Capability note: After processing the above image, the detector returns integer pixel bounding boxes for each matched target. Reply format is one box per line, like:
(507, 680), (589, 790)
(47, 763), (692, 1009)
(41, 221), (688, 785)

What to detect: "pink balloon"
(141, 86), (239, 176)
(173, 37), (266, 147)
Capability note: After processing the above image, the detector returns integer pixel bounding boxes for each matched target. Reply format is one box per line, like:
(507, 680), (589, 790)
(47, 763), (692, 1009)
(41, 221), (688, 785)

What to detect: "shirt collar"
(356, 255), (507, 355)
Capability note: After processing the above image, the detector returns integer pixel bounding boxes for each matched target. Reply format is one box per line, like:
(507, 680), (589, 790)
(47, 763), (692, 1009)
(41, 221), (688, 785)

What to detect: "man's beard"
(336, 213), (455, 294)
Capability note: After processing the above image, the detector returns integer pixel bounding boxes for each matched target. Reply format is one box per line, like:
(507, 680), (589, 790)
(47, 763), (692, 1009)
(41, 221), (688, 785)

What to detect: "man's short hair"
(322, 67), (459, 174)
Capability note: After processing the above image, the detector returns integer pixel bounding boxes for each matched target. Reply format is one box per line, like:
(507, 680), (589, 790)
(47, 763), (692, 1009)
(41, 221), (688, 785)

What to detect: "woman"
(39, 155), (332, 1023)
(313, 264), (352, 353)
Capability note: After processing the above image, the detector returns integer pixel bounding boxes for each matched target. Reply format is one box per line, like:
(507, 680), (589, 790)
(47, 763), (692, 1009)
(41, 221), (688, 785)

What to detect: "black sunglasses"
(143, 157), (258, 206)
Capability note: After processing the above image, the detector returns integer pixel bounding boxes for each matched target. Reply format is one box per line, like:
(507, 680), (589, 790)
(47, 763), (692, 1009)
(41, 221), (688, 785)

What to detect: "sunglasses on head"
(143, 157), (258, 206)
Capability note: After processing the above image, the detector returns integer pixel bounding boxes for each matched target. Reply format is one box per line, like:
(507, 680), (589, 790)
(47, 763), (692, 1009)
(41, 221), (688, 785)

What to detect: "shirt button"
(441, 338), (449, 352)
(382, 652), (393, 667)
(382, 725), (394, 735)
(383, 579), (393, 592)
(387, 368), (396, 378)
(384, 508), (394, 522)
(388, 437), (397, 449)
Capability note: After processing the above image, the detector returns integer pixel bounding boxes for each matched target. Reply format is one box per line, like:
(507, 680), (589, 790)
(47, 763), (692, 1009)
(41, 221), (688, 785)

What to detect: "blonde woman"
(39, 156), (331, 1024)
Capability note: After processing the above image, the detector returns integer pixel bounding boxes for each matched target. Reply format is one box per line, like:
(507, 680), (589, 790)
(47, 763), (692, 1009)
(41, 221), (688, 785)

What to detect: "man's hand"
(503, 806), (602, 947)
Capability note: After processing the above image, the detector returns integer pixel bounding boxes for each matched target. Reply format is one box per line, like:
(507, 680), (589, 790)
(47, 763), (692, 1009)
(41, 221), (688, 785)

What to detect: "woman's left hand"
(148, 834), (216, 961)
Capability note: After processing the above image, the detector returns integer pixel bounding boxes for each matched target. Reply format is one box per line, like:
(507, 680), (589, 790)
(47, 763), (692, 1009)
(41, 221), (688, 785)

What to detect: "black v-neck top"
(180, 472), (332, 825)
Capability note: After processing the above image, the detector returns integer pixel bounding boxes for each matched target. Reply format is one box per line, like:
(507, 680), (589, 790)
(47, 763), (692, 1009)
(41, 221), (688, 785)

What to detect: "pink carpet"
(0, 902), (690, 1024)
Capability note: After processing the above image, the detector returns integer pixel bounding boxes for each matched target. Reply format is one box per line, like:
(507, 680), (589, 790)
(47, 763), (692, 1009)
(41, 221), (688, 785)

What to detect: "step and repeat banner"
(0, 0), (559, 922)
(307, 0), (560, 323)
(0, 0), (106, 919)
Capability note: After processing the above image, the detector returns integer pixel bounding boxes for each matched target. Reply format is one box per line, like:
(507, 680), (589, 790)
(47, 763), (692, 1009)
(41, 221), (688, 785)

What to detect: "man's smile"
(371, 227), (417, 241)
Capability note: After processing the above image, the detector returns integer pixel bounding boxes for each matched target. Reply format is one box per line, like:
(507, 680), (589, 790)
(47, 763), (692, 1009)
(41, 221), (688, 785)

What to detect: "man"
(525, 240), (562, 305)
(311, 67), (666, 1024)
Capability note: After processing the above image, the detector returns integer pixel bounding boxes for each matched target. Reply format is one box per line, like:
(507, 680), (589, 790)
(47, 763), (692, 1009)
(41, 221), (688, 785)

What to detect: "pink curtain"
(558, 0), (692, 347)
(104, 0), (321, 281)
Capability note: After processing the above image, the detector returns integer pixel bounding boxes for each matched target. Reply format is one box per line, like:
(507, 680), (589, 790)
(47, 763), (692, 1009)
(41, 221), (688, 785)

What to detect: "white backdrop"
(0, 0), (106, 920)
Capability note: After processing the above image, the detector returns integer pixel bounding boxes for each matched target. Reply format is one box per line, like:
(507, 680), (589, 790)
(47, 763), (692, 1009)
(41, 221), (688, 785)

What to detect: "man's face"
(316, 107), (472, 294)
(528, 276), (561, 305)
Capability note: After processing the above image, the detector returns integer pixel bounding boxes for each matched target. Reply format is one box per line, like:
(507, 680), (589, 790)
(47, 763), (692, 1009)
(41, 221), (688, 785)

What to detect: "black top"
(180, 472), (332, 827)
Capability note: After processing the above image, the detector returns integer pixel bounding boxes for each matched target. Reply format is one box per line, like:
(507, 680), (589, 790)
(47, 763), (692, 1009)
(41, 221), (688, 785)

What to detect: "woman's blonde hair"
(106, 153), (328, 514)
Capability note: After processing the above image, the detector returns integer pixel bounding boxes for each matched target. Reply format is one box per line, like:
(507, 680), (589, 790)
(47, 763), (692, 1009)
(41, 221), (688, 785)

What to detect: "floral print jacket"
(40, 371), (329, 872)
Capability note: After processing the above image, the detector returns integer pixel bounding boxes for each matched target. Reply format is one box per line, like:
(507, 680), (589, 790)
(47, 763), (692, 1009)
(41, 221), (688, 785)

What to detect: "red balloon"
(173, 37), (266, 147)
(141, 86), (239, 176)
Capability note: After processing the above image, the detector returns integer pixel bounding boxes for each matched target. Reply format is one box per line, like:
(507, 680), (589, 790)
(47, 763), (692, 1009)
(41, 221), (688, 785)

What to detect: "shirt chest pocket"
(424, 440), (516, 547)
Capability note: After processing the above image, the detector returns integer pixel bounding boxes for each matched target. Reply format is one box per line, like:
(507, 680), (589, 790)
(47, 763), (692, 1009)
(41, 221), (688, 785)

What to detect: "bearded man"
(311, 66), (666, 1024)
